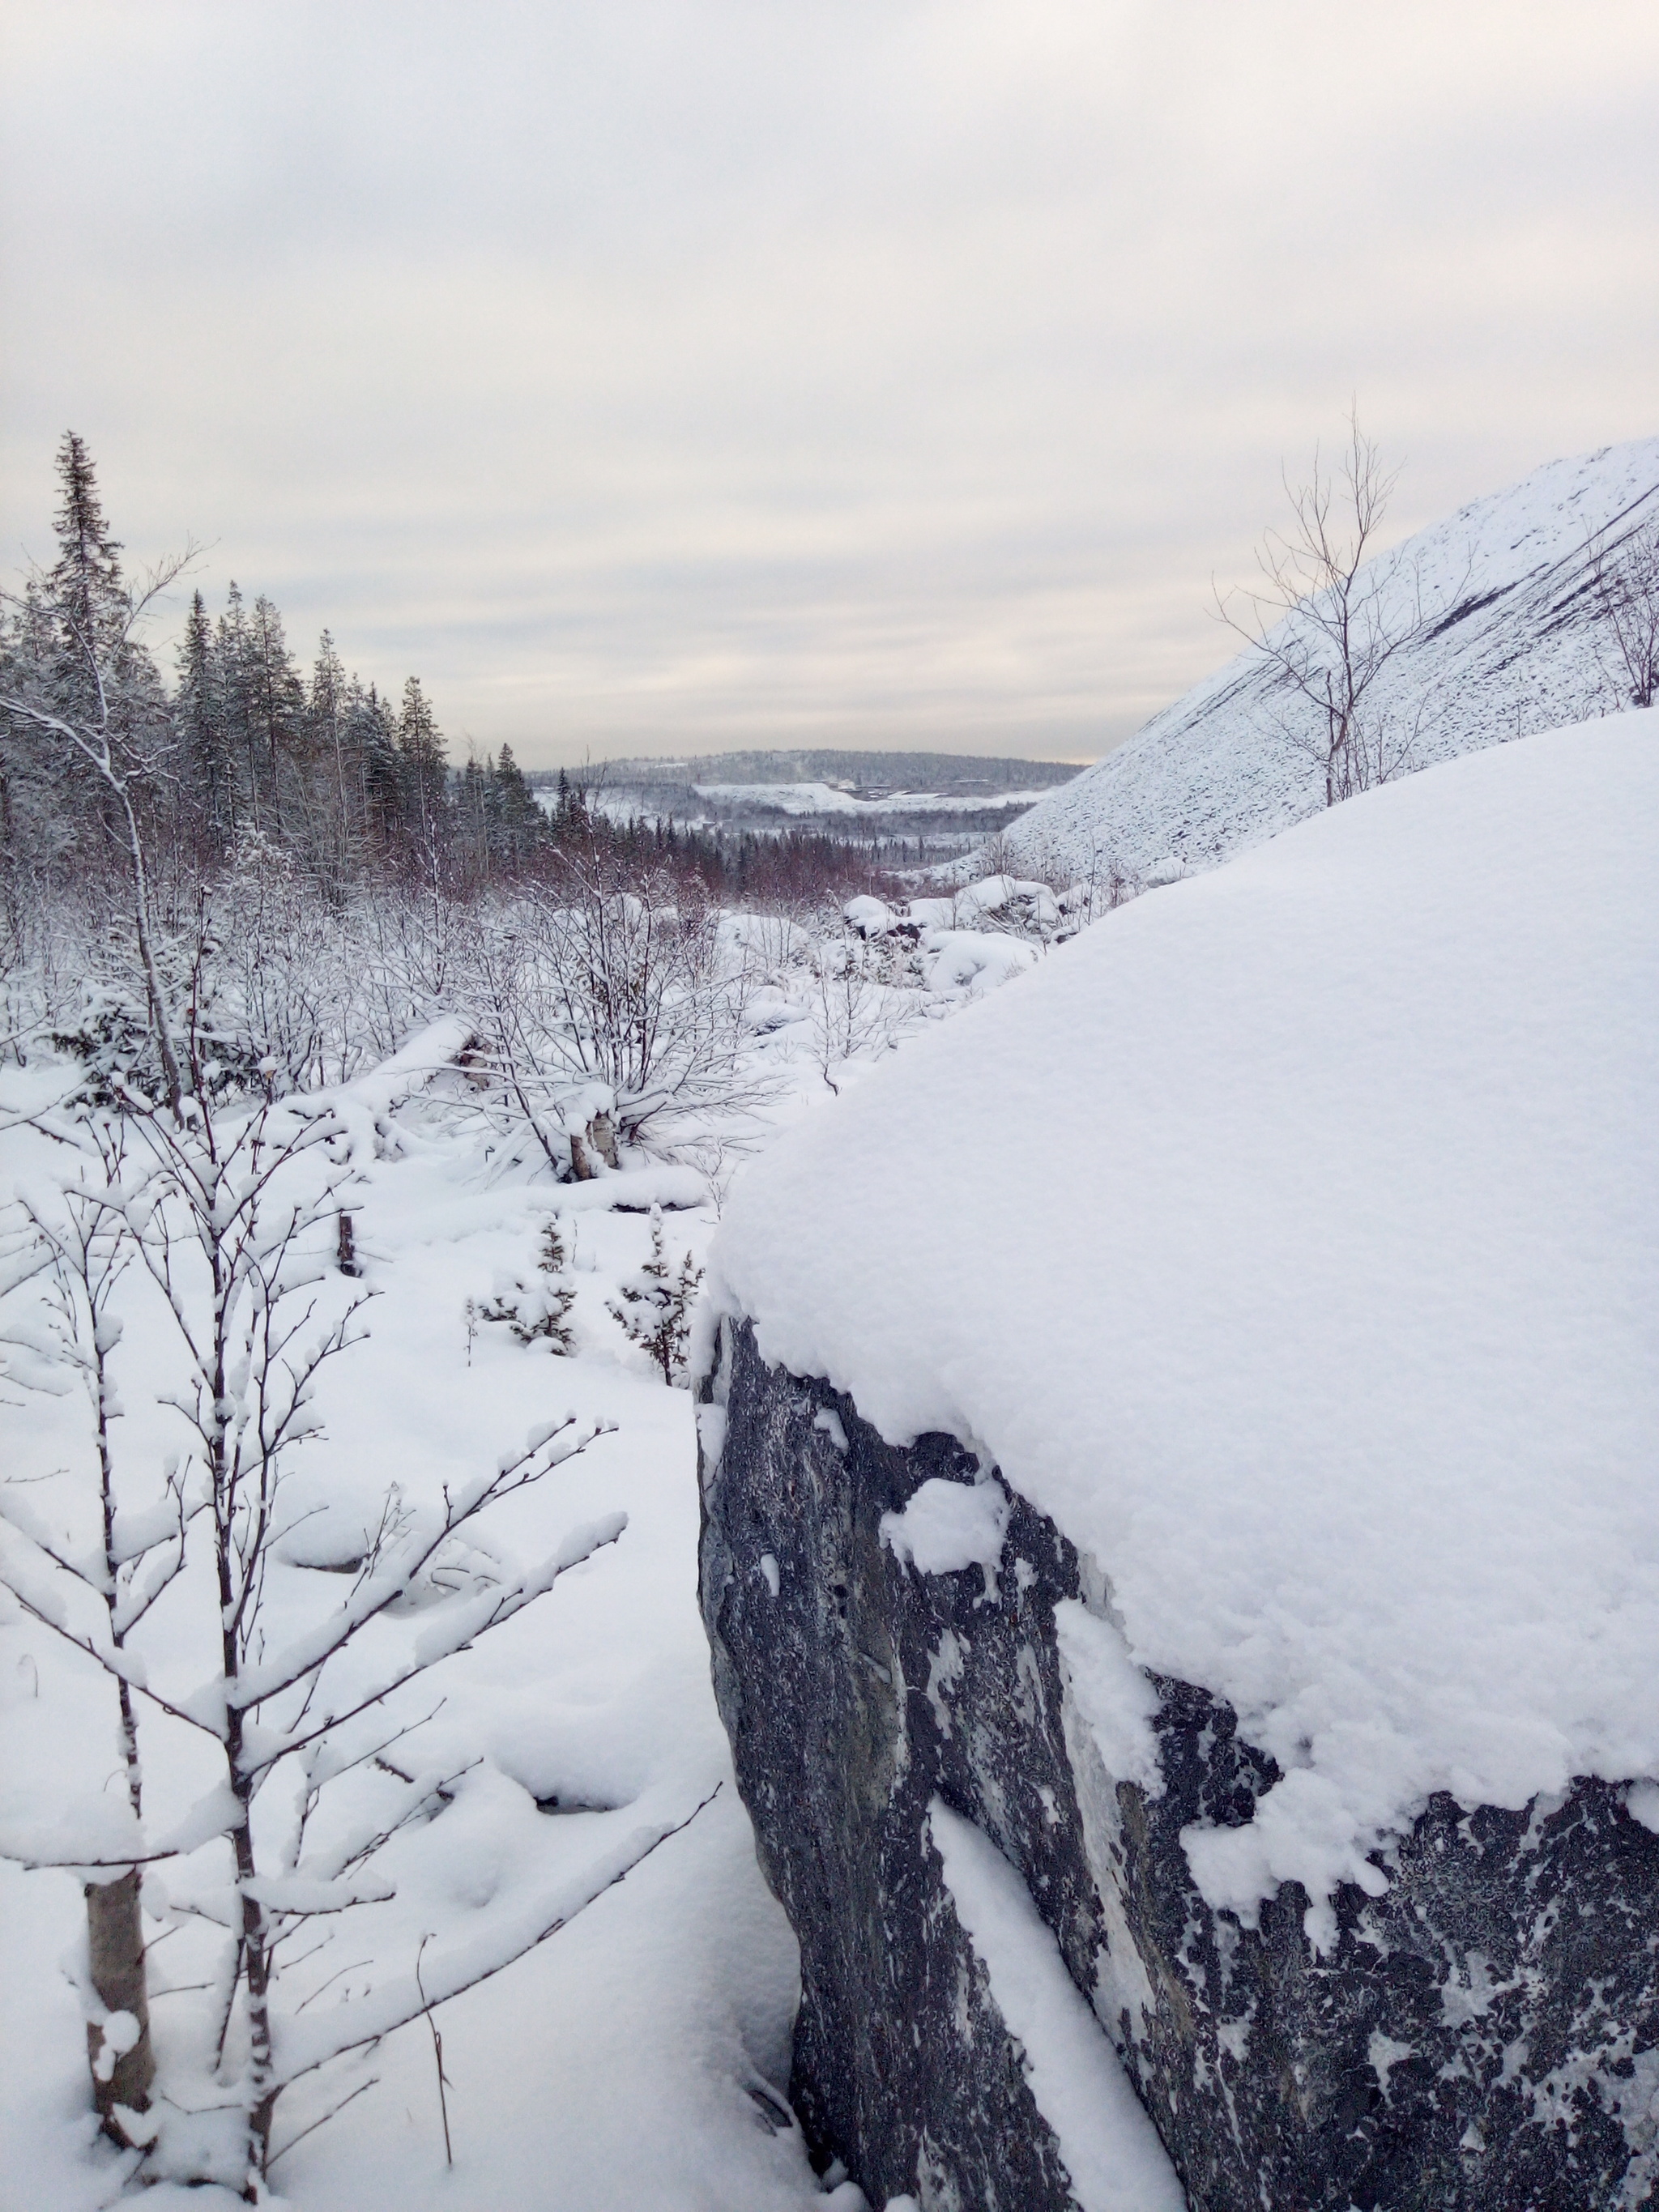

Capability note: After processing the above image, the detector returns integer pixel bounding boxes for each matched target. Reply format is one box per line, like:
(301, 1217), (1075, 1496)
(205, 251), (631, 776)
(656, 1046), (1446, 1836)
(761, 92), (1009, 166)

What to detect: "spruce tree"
(176, 590), (233, 846)
(244, 595), (304, 842)
(49, 432), (125, 661)
(397, 676), (449, 850)
(492, 743), (541, 869)
(357, 682), (403, 855)
(458, 752), (491, 884)
(215, 584), (256, 834)
(308, 631), (357, 877)
(608, 1206), (703, 1384)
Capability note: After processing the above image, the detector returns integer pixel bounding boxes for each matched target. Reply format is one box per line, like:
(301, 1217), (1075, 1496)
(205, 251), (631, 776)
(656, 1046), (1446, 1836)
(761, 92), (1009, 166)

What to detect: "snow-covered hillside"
(1005, 438), (1659, 884)
(711, 711), (1659, 1938)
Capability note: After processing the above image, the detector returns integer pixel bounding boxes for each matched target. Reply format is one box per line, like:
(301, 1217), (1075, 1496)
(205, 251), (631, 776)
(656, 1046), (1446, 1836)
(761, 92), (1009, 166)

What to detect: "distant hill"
(1004, 437), (1659, 885)
(524, 748), (1085, 862)
(527, 748), (1083, 798)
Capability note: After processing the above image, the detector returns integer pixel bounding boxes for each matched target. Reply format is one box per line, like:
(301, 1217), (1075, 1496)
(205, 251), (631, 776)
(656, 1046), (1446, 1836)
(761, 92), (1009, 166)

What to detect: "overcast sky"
(2, 2), (1656, 768)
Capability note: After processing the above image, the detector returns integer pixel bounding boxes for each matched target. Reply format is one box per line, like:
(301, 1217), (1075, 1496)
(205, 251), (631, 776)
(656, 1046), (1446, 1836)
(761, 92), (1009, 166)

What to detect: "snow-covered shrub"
(50, 918), (259, 1109)
(608, 1204), (702, 1383)
(480, 1218), (578, 1352)
(454, 866), (776, 1175)
(919, 929), (1038, 999)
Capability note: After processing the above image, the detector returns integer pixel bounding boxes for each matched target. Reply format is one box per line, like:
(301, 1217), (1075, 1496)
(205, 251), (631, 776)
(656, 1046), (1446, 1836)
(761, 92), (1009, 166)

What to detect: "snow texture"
(711, 714), (1659, 1930)
(0, 1109), (825, 2211)
(1051, 1602), (1162, 1799)
(879, 1477), (1010, 1595)
(928, 1800), (1185, 2212)
(1005, 437), (1659, 885)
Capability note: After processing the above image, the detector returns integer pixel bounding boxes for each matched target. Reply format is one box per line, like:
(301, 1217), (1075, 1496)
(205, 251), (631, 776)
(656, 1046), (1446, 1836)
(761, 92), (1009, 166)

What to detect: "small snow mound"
(845, 895), (898, 937)
(881, 1477), (1011, 1596)
(921, 931), (1037, 999)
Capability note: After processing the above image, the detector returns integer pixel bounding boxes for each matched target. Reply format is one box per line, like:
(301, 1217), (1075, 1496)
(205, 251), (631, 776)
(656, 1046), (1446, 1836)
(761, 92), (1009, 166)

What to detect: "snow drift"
(709, 711), (1659, 1923)
(1005, 437), (1659, 884)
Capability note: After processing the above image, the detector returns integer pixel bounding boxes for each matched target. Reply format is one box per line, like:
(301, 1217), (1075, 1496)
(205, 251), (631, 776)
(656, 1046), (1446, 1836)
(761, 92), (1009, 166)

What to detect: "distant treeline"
(534, 746), (1084, 793)
(0, 437), (896, 913)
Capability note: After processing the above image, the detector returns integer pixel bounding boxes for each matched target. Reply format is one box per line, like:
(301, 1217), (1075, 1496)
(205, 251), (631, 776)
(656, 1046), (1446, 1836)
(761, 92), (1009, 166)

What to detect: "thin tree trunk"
(85, 1869), (156, 2137)
(87, 1267), (156, 2138)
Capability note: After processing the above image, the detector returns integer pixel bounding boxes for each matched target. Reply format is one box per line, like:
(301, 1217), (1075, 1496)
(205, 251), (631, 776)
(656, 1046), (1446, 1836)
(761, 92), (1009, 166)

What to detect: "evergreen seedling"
(608, 1204), (702, 1384)
(480, 1219), (577, 1353)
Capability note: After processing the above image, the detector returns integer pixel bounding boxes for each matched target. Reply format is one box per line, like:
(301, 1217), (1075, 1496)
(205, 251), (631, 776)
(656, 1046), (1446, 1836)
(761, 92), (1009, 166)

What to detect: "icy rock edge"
(697, 1319), (1659, 2212)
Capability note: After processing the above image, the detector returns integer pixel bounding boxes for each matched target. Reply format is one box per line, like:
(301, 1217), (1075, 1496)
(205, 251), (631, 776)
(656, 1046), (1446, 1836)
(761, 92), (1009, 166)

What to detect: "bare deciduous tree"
(0, 1076), (678, 2193)
(455, 860), (774, 1174)
(809, 933), (894, 1093)
(1216, 413), (1462, 808)
(0, 1127), (194, 2140)
(1589, 513), (1659, 710)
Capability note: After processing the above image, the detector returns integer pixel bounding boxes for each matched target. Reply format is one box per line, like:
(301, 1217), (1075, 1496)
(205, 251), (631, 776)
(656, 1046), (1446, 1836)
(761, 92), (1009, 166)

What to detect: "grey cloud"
(2, 0), (1656, 764)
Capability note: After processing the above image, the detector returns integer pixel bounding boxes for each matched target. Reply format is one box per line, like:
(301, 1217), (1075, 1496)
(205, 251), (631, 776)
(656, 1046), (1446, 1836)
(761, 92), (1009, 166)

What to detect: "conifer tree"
(215, 583), (256, 833)
(480, 1218), (578, 1351)
(175, 590), (233, 846)
(356, 681), (403, 855)
(308, 630), (358, 878)
(458, 751), (491, 884)
(608, 1206), (702, 1383)
(492, 743), (542, 869)
(49, 432), (125, 662)
(245, 595), (304, 842)
(397, 676), (448, 849)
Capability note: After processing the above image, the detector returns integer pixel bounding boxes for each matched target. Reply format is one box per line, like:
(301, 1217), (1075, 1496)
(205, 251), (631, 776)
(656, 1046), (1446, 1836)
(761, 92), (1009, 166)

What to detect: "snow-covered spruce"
(699, 714), (1659, 2210)
(609, 1204), (704, 1385)
(480, 1217), (579, 1352)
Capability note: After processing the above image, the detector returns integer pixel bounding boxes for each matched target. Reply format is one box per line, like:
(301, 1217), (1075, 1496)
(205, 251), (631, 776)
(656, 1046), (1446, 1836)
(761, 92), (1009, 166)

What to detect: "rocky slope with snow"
(1004, 437), (1659, 885)
(699, 714), (1659, 2210)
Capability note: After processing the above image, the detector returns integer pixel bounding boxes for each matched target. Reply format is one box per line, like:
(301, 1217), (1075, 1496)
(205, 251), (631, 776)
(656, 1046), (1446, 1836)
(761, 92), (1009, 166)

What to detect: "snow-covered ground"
(1005, 437), (1659, 885)
(6, 701), (1651, 2206)
(0, 1137), (820, 2210)
(711, 712), (1659, 1947)
(0, 890), (1059, 2212)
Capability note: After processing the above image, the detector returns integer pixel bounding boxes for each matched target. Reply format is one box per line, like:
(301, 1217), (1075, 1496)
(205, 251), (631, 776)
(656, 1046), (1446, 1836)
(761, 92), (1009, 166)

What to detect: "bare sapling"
(1215, 411), (1466, 808)
(1589, 514), (1659, 710)
(1, 1071), (665, 2194)
(810, 934), (890, 1093)
(0, 1123), (195, 2140)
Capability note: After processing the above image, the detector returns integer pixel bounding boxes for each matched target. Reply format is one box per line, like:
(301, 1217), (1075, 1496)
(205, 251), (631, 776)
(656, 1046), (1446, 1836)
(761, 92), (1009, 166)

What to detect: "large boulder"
(700, 1320), (1659, 2210)
(697, 719), (1659, 2210)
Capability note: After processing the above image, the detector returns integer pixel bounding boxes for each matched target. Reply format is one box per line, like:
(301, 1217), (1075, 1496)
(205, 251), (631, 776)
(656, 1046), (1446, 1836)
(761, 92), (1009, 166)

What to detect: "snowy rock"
(845, 897), (898, 939)
(698, 718), (1659, 2209)
(700, 1323), (1659, 2212)
(919, 930), (1037, 999)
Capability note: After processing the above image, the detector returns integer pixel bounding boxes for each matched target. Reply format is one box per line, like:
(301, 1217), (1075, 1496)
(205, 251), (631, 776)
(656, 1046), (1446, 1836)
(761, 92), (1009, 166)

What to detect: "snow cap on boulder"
(707, 714), (1659, 1927)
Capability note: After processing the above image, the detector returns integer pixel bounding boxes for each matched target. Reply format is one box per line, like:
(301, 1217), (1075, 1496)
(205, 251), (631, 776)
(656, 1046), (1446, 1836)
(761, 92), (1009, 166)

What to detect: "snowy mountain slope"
(1006, 437), (1659, 883)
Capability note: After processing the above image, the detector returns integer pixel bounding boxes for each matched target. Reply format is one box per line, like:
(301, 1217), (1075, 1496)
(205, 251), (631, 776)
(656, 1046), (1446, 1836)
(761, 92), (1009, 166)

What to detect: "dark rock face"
(697, 1319), (1659, 2212)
